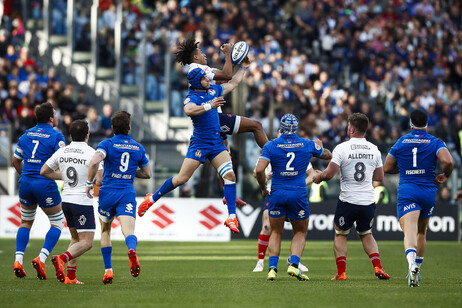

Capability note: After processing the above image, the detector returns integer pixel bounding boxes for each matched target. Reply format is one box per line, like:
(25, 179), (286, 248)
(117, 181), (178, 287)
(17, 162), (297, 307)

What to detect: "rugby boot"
(286, 257), (309, 272)
(374, 266), (390, 280)
(64, 277), (84, 284)
(51, 255), (66, 282)
(267, 268), (277, 281)
(13, 261), (26, 278)
(128, 249), (140, 277)
(287, 265), (309, 281)
(138, 193), (154, 217)
(331, 272), (347, 280)
(224, 217), (240, 233)
(32, 256), (47, 280)
(103, 269), (113, 284)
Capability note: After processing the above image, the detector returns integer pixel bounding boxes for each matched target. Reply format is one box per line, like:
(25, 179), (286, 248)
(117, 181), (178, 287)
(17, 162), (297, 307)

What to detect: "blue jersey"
(14, 123), (66, 179)
(97, 134), (149, 189)
(388, 129), (447, 187)
(260, 134), (324, 191)
(184, 84), (224, 147)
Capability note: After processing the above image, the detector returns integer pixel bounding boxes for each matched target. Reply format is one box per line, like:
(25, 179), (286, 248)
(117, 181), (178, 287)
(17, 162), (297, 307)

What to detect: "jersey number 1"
(412, 147), (417, 167)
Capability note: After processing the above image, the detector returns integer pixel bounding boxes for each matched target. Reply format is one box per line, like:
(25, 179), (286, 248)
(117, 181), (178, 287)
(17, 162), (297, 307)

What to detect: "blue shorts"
(62, 202), (96, 231)
(397, 183), (437, 219)
(334, 200), (376, 232)
(185, 139), (227, 163)
(268, 189), (309, 220)
(18, 177), (61, 208)
(98, 187), (137, 220)
(264, 195), (270, 210)
(219, 113), (241, 135)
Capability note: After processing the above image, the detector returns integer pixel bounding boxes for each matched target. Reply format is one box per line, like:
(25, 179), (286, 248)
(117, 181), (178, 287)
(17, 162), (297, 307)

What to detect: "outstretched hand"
(240, 56), (250, 69)
(212, 97), (226, 109)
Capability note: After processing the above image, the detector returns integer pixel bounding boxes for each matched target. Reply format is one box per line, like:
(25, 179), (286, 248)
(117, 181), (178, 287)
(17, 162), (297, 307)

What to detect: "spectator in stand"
(100, 103), (113, 137)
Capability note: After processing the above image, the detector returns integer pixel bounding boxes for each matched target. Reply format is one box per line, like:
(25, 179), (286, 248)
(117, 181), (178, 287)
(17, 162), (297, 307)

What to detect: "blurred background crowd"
(0, 0), (460, 202)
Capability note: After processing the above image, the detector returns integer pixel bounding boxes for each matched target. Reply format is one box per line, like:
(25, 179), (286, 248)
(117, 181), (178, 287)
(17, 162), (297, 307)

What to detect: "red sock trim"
(67, 266), (76, 280)
(336, 256), (346, 275)
(369, 253), (382, 268)
(257, 234), (270, 260)
(60, 251), (73, 263)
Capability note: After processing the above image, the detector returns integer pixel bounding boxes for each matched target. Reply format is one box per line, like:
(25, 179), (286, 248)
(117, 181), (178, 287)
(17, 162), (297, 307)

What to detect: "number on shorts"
(120, 152), (130, 172)
(66, 166), (78, 187)
(354, 162), (366, 182)
(31, 140), (39, 158)
(412, 147), (417, 167)
(286, 152), (295, 171)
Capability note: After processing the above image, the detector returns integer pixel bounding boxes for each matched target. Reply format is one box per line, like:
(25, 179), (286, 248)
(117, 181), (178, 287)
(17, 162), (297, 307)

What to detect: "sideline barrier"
(0, 196), (230, 242)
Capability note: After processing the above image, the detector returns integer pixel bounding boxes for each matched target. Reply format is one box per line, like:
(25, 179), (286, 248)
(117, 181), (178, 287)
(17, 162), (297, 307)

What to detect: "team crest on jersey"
(208, 89), (216, 96)
(195, 150), (202, 158)
(59, 141), (65, 148)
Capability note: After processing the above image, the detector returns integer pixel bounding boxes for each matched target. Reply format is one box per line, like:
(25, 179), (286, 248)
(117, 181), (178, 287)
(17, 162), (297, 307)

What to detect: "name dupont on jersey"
(59, 157), (87, 164)
(405, 169), (426, 175)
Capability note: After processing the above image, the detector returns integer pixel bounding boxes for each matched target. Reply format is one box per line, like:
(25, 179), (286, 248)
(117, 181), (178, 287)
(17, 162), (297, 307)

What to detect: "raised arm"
(435, 148), (454, 184)
(213, 43), (234, 81)
(222, 57), (250, 95)
(184, 97), (226, 117)
(383, 155), (399, 174)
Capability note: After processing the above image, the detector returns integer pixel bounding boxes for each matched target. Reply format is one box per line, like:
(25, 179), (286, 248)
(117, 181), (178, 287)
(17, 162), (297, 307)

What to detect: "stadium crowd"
(1, 0), (461, 176)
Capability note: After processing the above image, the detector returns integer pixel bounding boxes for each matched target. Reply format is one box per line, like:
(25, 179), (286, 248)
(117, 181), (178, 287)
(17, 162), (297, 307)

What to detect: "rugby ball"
(231, 41), (249, 65)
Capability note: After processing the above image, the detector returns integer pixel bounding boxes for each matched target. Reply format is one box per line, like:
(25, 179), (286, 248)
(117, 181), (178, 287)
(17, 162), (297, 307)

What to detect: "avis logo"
(8, 202), (21, 227)
(152, 205), (174, 229)
(199, 205), (222, 230)
(404, 203), (416, 212)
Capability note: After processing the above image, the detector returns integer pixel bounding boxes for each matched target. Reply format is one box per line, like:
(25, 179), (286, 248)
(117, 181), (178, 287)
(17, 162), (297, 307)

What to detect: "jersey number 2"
(120, 152), (130, 172)
(286, 152), (295, 171)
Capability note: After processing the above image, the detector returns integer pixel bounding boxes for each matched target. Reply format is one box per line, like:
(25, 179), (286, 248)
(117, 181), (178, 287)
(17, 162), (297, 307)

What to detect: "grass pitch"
(0, 239), (461, 307)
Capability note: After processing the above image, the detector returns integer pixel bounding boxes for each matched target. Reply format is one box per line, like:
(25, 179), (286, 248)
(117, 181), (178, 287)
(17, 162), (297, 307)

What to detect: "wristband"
(86, 179), (95, 187)
(203, 102), (212, 111)
(239, 66), (247, 71)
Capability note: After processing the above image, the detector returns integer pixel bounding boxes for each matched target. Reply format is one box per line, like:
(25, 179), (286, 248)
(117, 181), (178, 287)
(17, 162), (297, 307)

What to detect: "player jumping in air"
(384, 109), (453, 287)
(138, 58), (251, 234)
(176, 37), (269, 206)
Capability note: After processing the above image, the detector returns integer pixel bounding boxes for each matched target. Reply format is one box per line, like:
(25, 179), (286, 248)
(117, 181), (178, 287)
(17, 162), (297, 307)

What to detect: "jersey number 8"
(354, 162), (366, 182)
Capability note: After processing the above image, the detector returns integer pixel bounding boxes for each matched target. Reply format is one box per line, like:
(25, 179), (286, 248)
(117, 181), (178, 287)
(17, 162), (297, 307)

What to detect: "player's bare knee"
(223, 172), (235, 182)
(175, 175), (190, 186)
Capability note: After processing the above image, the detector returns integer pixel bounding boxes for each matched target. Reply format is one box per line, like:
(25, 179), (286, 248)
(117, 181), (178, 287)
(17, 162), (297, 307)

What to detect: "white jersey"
(45, 142), (95, 206)
(187, 63), (222, 113)
(263, 162), (312, 193)
(331, 137), (382, 205)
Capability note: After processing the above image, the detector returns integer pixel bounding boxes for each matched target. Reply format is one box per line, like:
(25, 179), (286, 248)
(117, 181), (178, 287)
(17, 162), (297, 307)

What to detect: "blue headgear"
(188, 68), (206, 90)
(280, 113), (299, 134)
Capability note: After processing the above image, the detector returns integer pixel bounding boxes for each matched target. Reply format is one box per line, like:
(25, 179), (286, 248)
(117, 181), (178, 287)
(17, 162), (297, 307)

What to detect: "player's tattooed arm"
(319, 149), (332, 160)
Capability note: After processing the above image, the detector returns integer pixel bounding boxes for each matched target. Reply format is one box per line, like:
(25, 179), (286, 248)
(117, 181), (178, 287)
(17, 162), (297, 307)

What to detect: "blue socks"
(101, 246), (112, 269)
(16, 227), (30, 253)
(125, 235), (137, 251)
(289, 255), (300, 266)
(269, 256), (279, 269)
(42, 226), (61, 253)
(153, 177), (175, 202)
(224, 183), (236, 215)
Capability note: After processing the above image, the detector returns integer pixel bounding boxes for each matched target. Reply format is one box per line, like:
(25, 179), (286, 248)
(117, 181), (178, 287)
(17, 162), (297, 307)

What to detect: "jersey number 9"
(120, 152), (130, 172)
